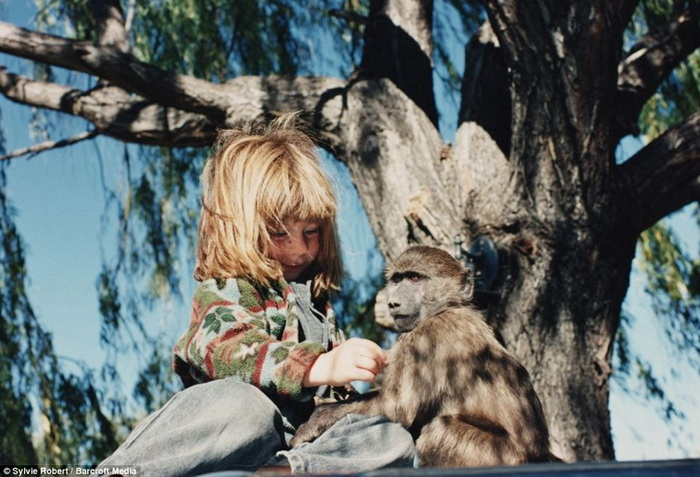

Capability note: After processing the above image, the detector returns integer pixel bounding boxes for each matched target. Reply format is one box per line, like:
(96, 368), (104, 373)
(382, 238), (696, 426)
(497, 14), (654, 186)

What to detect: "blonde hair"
(195, 113), (343, 296)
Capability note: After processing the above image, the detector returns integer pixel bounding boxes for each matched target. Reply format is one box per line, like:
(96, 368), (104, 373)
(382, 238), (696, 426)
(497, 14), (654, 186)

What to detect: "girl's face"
(268, 219), (321, 281)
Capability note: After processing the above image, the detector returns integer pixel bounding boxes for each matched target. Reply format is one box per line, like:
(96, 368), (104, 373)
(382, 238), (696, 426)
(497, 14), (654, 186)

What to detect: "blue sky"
(1, 0), (699, 462)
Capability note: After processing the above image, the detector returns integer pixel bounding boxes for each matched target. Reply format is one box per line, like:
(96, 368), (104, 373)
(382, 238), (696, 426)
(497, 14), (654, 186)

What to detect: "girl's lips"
(282, 263), (304, 270)
(281, 263), (308, 278)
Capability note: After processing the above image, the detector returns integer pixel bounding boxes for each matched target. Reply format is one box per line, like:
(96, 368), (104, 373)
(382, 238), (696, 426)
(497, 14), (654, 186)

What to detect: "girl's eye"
(304, 228), (320, 237)
(270, 230), (287, 239)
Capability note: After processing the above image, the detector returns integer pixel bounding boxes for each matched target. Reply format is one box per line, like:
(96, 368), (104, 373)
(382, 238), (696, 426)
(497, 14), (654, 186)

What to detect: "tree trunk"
(323, 2), (638, 459)
(311, 0), (691, 461)
(328, 78), (631, 458)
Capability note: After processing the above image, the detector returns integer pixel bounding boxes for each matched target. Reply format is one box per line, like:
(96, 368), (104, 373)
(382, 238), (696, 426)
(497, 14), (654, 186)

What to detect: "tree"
(0, 0), (698, 463)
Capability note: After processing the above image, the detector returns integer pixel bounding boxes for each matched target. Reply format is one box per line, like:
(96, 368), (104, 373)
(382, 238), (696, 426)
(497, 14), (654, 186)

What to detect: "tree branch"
(617, 112), (700, 235)
(0, 130), (100, 162)
(359, 0), (437, 124)
(0, 68), (217, 147)
(614, 0), (700, 140)
(0, 21), (230, 124)
(0, 21), (355, 135)
(0, 66), (350, 149)
(459, 21), (511, 155)
(124, 0), (137, 35)
(604, 0), (641, 33)
(89, 0), (129, 52)
(328, 9), (370, 25)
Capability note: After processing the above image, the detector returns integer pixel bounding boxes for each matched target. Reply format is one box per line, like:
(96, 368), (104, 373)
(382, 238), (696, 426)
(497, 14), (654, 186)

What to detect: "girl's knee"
(194, 379), (280, 428)
(190, 380), (284, 469)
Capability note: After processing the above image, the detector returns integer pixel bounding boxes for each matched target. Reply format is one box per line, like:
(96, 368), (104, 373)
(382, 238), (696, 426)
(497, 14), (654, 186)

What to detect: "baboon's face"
(385, 246), (473, 332)
(386, 270), (430, 331)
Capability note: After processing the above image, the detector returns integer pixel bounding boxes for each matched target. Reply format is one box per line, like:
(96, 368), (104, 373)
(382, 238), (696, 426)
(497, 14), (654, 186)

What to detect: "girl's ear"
(461, 268), (474, 302)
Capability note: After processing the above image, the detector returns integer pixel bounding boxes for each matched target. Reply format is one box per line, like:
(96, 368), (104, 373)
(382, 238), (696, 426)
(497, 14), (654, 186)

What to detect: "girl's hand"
(303, 338), (388, 387)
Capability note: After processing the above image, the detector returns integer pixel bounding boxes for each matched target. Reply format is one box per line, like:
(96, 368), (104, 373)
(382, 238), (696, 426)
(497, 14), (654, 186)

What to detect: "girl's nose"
(291, 234), (310, 251)
(287, 235), (313, 261)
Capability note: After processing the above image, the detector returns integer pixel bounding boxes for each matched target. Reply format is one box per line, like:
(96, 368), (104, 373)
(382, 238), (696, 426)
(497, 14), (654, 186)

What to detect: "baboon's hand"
(290, 403), (349, 447)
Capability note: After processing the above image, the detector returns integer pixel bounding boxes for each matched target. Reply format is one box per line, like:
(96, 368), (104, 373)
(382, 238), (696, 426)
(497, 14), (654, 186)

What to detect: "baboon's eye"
(389, 272), (425, 283)
(406, 272), (426, 282)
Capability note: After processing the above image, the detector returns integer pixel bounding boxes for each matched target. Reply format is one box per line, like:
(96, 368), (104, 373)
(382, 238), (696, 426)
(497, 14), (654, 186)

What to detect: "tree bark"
(459, 21), (511, 155)
(360, 0), (438, 125)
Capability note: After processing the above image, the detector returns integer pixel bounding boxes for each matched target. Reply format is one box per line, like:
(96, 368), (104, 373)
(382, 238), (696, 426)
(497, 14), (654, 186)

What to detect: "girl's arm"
(303, 338), (388, 387)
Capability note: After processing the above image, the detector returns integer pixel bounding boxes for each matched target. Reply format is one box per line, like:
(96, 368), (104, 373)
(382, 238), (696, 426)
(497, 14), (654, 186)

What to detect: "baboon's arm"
(291, 392), (381, 445)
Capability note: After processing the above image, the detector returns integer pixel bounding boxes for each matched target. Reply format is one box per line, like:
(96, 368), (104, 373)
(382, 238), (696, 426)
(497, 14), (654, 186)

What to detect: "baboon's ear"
(461, 267), (474, 302)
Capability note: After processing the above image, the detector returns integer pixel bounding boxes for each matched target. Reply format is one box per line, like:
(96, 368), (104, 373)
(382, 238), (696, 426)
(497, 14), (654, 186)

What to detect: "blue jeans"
(98, 378), (415, 476)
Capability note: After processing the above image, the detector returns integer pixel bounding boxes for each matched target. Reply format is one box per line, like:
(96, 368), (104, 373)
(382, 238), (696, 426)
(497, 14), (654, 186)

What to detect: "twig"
(328, 9), (370, 25)
(0, 129), (100, 161)
(124, 0), (137, 36)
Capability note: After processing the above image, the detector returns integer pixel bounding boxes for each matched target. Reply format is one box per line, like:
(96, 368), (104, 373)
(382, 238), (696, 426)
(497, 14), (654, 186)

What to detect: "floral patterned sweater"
(172, 277), (344, 402)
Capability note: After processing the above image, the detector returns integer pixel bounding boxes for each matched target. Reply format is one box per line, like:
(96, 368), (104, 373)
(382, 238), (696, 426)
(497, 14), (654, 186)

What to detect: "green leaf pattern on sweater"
(172, 277), (341, 401)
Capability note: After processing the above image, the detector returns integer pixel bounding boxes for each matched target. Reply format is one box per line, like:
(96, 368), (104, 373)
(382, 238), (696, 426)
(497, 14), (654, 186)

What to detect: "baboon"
(291, 245), (559, 467)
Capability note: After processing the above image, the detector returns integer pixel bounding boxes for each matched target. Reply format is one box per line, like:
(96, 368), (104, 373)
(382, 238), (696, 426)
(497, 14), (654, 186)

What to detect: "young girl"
(99, 114), (415, 476)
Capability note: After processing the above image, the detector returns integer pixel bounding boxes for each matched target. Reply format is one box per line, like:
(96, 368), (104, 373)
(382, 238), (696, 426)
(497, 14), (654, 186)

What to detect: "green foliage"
(129, 0), (299, 78)
(639, 51), (700, 140)
(612, 205), (699, 451)
(0, 138), (38, 463)
(34, 0), (95, 40)
(638, 215), (700, 368)
(626, 0), (700, 140)
(0, 124), (122, 465)
(33, 0), (366, 79)
(133, 345), (180, 415)
(613, 312), (686, 426)
(609, 1), (700, 442)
